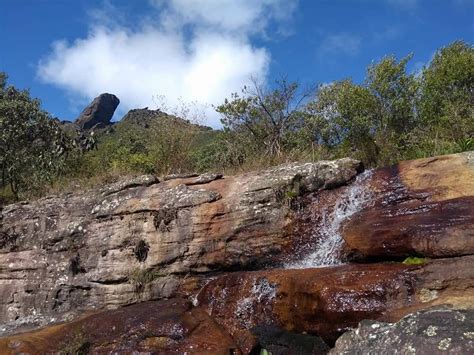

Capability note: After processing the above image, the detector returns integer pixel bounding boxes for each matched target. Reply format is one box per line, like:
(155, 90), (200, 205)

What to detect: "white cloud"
(38, 0), (297, 127)
(319, 33), (362, 56)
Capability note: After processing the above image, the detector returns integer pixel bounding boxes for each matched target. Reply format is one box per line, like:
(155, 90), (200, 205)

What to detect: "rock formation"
(330, 308), (474, 354)
(0, 152), (473, 354)
(342, 151), (474, 260)
(0, 158), (362, 335)
(74, 93), (119, 130)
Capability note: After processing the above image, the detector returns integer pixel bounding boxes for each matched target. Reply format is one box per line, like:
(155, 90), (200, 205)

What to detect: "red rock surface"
(342, 152), (474, 260)
(0, 299), (239, 354)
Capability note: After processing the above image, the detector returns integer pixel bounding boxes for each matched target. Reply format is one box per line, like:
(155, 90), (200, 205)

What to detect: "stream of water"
(286, 169), (374, 269)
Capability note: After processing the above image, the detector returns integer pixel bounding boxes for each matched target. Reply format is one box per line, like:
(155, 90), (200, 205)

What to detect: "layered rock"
(0, 158), (361, 334)
(1, 152), (472, 354)
(0, 299), (239, 354)
(1, 256), (472, 353)
(341, 151), (474, 260)
(195, 255), (474, 352)
(74, 93), (119, 130)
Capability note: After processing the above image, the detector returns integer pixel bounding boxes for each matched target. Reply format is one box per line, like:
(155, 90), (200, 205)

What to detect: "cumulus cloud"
(38, 0), (297, 127)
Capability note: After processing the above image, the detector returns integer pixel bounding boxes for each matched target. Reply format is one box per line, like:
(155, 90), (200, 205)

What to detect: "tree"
(0, 73), (73, 199)
(217, 78), (315, 159)
(419, 41), (474, 146)
(307, 55), (419, 166)
(308, 80), (380, 165)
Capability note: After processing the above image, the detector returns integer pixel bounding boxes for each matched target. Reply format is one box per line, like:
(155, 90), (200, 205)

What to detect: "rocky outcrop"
(195, 255), (474, 352)
(1, 256), (472, 353)
(342, 152), (474, 260)
(331, 308), (474, 354)
(0, 152), (472, 354)
(75, 93), (119, 130)
(0, 158), (362, 334)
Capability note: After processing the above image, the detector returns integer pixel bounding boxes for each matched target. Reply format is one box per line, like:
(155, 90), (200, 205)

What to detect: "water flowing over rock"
(0, 157), (361, 335)
(0, 151), (473, 354)
(195, 255), (474, 351)
(341, 151), (474, 260)
(286, 169), (374, 268)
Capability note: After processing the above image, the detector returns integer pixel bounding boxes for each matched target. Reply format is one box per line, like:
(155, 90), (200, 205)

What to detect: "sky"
(1, 0), (473, 127)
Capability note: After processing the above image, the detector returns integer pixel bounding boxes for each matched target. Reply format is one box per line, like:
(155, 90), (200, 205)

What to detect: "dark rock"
(251, 325), (330, 355)
(75, 93), (119, 130)
(330, 307), (474, 354)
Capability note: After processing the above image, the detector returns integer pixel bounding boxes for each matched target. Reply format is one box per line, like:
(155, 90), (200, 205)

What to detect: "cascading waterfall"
(286, 169), (374, 269)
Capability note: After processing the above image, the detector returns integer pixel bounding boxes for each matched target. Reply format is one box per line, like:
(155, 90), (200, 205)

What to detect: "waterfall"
(286, 169), (374, 269)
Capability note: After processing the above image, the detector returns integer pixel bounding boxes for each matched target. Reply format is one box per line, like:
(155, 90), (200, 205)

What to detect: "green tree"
(418, 40), (474, 152)
(307, 55), (418, 166)
(308, 80), (380, 165)
(0, 73), (73, 199)
(217, 78), (315, 160)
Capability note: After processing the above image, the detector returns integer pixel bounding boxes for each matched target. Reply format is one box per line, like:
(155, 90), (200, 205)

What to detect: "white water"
(286, 169), (374, 269)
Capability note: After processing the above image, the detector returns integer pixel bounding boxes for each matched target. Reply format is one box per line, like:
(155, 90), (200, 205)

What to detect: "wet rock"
(342, 152), (474, 260)
(330, 307), (474, 354)
(196, 255), (474, 351)
(0, 157), (361, 334)
(74, 93), (119, 130)
(251, 325), (330, 355)
(0, 298), (239, 354)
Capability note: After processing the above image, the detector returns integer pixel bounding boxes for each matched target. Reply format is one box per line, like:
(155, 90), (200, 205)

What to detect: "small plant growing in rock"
(128, 267), (164, 296)
(402, 256), (429, 265)
(134, 239), (150, 262)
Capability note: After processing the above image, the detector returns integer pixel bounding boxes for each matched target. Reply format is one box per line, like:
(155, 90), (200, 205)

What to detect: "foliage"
(128, 267), (164, 296)
(0, 73), (75, 199)
(414, 41), (474, 156)
(402, 256), (429, 265)
(217, 77), (315, 158)
(1, 40), (472, 203)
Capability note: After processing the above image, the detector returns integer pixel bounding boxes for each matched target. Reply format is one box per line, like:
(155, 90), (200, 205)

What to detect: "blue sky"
(1, 0), (473, 127)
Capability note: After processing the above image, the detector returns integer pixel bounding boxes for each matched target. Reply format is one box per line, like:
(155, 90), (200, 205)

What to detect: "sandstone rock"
(330, 308), (474, 354)
(2, 255), (471, 354)
(75, 93), (119, 130)
(0, 298), (239, 354)
(195, 255), (474, 351)
(0, 158), (361, 334)
(342, 152), (474, 260)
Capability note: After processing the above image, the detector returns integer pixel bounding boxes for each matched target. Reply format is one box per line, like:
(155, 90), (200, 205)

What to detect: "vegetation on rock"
(0, 40), (472, 203)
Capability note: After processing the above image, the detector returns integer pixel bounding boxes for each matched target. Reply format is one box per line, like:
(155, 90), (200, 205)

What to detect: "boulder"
(74, 93), (119, 130)
(341, 152), (474, 260)
(0, 158), (362, 334)
(330, 308), (474, 354)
